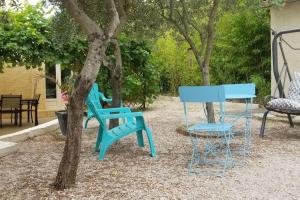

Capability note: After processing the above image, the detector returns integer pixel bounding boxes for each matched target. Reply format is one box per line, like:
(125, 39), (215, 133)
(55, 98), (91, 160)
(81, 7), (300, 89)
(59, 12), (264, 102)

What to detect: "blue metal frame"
(223, 83), (256, 157)
(179, 86), (235, 177)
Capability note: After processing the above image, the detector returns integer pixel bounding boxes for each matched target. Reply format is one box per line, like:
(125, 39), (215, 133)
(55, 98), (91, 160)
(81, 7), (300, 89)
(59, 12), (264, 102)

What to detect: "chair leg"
(10, 109), (13, 124)
(34, 104), (38, 125)
(98, 143), (108, 160)
(0, 112), (2, 128)
(287, 114), (294, 128)
(14, 110), (18, 125)
(95, 127), (103, 152)
(19, 110), (22, 127)
(260, 110), (270, 138)
(84, 116), (93, 129)
(136, 130), (145, 147)
(30, 105), (33, 123)
(145, 127), (156, 157)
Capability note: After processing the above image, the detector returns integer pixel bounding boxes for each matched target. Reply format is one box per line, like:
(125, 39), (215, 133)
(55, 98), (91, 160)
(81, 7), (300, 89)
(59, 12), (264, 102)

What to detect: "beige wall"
(0, 65), (66, 113)
(271, 1), (300, 95)
(0, 65), (47, 110)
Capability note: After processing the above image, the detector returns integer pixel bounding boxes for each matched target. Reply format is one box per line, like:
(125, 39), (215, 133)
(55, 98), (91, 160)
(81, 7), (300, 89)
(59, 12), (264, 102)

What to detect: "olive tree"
(156, 0), (220, 122)
(49, 0), (123, 190)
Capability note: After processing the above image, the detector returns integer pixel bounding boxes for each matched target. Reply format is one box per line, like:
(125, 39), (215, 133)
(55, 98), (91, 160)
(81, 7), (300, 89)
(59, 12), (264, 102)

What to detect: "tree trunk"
(53, 0), (120, 190)
(53, 38), (104, 190)
(109, 40), (123, 129)
(53, 76), (92, 189)
(201, 0), (219, 123)
(109, 71), (122, 128)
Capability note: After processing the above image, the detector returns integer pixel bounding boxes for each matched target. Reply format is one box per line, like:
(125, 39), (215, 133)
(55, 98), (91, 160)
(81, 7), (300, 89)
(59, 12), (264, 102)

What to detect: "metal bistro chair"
(223, 83), (256, 156)
(22, 94), (41, 124)
(179, 86), (235, 177)
(0, 95), (22, 127)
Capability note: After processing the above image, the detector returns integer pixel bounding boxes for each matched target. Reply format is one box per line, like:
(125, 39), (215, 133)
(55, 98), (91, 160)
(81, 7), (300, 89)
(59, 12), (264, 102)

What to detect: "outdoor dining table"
(0, 98), (39, 126)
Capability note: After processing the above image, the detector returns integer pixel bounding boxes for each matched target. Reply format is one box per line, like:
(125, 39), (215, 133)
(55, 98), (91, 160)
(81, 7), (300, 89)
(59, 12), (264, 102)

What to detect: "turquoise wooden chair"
(86, 86), (156, 160)
(223, 83), (256, 156)
(179, 86), (235, 177)
(84, 83), (112, 128)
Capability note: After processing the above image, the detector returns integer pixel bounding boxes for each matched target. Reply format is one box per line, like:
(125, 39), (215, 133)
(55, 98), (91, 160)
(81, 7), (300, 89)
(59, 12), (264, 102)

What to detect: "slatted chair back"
(1, 95), (22, 109)
(33, 94), (41, 101)
(89, 84), (103, 109)
(86, 85), (104, 121)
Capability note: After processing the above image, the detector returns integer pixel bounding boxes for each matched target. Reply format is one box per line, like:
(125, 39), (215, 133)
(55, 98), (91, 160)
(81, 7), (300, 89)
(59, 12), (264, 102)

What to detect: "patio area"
(0, 116), (56, 137)
(0, 96), (299, 199)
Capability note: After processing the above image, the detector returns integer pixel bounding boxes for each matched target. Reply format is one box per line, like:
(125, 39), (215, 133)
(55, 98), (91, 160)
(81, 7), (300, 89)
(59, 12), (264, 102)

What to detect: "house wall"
(0, 65), (65, 117)
(0, 65), (47, 110)
(271, 1), (300, 95)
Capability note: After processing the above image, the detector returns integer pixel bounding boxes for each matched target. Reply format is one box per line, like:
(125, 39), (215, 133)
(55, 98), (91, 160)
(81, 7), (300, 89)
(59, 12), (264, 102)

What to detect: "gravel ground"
(0, 96), (299, 200)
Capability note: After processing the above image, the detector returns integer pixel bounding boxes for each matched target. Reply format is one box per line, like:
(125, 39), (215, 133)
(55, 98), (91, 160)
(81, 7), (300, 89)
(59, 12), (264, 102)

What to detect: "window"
(45, 64), (57, 99)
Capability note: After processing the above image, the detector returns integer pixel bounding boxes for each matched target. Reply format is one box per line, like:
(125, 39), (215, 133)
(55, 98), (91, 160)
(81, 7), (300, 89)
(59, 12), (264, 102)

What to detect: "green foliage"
(0, 4), (54, 71)
(210, 9), (271, 103)
(250, 74), (270, 104)
(151, 31), (201, 95)
(98, 37), (160, 109)
(0, 4), (87, 72)
(50, 11), (88, 72)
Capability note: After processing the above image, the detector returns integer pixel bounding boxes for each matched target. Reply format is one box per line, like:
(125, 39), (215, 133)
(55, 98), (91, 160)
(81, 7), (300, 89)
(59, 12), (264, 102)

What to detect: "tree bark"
(53, 39), (104, 190)
(159, 0), (219, 123)
(53, 76), (92, 189)
(109, 40), (123, 128)
(201, 0), (219, 123)
(108, 1), (128, 128)
(53, 0), (120, 190)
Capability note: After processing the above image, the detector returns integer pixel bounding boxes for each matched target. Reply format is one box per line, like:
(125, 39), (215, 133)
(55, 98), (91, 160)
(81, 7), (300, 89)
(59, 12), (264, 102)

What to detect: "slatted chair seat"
(86, 85), (156, 160)
(109, 121), (137, 137)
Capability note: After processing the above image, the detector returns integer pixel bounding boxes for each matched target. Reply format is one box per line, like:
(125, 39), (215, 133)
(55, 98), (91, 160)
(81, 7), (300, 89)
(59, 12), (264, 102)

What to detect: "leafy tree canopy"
(0, 3), (87, 72)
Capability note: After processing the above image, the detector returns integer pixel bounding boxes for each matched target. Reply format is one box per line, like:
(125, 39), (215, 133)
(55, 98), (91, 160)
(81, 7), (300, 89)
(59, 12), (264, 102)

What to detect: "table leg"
(19, 108), (22, 127)
(27, 101), (30, 123)
(14, 109), (18, 125)
(35, 104), (38, 126)
(244, 98), (253, 153)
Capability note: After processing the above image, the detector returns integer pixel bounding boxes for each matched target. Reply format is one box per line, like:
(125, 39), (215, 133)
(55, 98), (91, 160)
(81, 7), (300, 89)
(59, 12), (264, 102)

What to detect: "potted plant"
(55, 74), (74, 136)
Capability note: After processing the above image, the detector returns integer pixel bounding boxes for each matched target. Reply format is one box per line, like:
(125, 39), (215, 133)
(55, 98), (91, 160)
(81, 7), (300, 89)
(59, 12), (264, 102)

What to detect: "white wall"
(271, 1), (300, 95)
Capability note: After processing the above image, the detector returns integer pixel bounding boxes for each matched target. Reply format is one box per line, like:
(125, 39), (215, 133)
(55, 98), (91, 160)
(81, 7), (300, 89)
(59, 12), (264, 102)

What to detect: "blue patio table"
(223, 84), (256, 155)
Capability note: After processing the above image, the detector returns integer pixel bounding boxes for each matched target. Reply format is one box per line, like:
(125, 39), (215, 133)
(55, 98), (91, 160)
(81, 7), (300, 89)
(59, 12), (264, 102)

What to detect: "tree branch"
(62, 0), (103, 40)
(105, 0), (120, 38)
(113, 0), (129, 37)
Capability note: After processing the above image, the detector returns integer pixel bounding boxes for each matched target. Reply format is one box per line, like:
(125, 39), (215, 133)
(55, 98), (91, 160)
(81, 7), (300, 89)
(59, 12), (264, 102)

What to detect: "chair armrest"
(98, 92), (112, 103)
(98, 107), (131, 114)
(264, 95), (277, 105)
(99, 112), (143, 120)
(103, 98), (112, 103)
